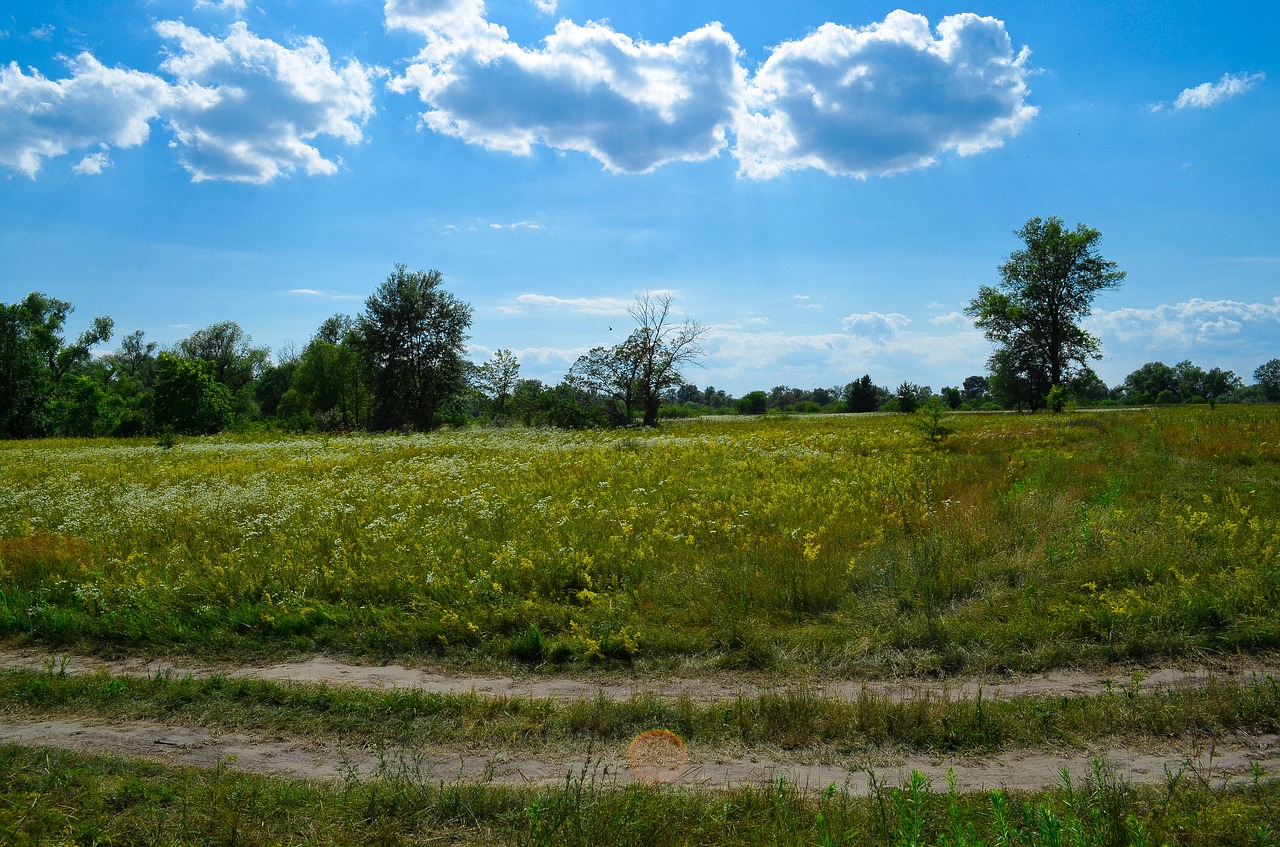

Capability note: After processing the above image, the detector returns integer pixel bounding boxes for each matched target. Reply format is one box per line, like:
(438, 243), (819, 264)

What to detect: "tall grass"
(0, 407), (1276, 671)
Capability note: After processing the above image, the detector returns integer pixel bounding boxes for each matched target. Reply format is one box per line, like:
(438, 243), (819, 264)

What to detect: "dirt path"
(4, 647), (1278, 704)
(2, 647), (1279, 793)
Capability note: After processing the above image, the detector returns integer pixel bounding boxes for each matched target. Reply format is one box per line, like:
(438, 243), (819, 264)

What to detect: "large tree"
(966, 217), (1125, 410)
(359, 264), (472, 431)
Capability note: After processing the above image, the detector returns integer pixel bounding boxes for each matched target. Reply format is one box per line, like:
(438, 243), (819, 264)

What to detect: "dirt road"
(2, 648), (1277, 793)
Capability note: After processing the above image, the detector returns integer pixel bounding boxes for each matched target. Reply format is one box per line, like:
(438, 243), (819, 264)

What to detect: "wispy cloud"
(515, 293), (635, 315)
(488, 221), (543, 231)
(194, 0), (248, 14)
(1162, 71), (1265, 110)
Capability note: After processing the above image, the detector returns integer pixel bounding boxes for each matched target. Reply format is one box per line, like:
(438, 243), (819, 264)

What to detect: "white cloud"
(30, 25), (55, 41)
(515, 293), (635, 315)
(389, 6), (1034, 178)
(72, 150), (111, 174)
(0, 54), (172, 177)
(736, 11), (1036, 179)
(156, 21), (379, 183)
(531, 0), (557, 13)
(1089, 297), (1280, 347)
(195, 0), (249, 14)
(1173, 72), (1264, 109)
(841, 311), (911, 341)
(390, 9), (745, 173)
(488, 220), (543, 230)
(929, 310), (970, 327)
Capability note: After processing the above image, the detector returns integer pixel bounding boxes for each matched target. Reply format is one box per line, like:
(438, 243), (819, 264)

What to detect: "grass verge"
(2, 743), (1277, 846)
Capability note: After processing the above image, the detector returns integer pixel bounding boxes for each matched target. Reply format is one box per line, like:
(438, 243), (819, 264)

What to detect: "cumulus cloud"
(156, 21), (379, 183)
(389, 2), (745, 173)
(1089, 297), (1280, 346)
(736, 11), (1036, 178)
(841, 311), (911, 341)
(0, 54), (171, 177)
(1172, 72), (1265, 109)
(388, 5), (1034, 178)
(0, 21), (378, 182)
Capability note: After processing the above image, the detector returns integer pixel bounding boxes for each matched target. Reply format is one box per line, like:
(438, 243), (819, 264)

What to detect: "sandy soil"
(2, 647), (1278, 793)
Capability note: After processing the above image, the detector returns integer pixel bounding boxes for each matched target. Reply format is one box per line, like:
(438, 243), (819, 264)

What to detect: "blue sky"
(2, 0), (1276, 395)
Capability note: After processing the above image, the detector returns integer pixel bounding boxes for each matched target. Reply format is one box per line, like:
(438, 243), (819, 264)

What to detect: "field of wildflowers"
(1, 407), (1277, 671)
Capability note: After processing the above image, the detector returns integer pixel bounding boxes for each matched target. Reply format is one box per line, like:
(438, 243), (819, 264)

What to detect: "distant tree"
(675, 383), (702, 404)
(940, 386), (962, 409)
(48, 370), (125, 437)
(622, 293), (708, 427)
(737, 390), (768, 415)
(0, 293), (114, 438)
(510, 378), (547, 426)
(961, 375), (989, 403)
(1253, 359), (1280, 402)
(1122, 362), (1178, 404)
(152, 353), (233, 435)
(359, 264), (472, 431)
(472, 349), (522, 423)
(567, 345), (640, 426)
(843, 374), (882, 413)
(895, 382), (930, 414)
(177, 321), (269, 394)
(966, 217), (1125, 411)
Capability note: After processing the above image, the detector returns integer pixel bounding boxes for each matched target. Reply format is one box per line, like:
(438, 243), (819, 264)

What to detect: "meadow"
(2, 407), (1279, 845)
(1, 407), (1277, 671)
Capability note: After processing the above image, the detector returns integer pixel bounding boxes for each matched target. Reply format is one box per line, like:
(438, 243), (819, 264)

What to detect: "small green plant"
(910, 397), (955, 444)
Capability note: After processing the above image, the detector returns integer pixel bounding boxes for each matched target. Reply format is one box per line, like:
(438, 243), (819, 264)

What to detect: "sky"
(2, 0), (1276, 396)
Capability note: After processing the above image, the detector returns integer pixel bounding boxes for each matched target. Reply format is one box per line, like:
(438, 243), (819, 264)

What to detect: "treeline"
(3, 271), (1278, 439)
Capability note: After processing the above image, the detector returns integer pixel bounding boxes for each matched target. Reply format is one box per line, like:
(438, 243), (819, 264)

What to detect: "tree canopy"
(966, 217), (1125, 410)
(359, 264), (473, 431)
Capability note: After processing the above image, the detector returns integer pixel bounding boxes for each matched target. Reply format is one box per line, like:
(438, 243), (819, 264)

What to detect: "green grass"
(2, 409), (1279, 845)
(0, 407), (1277, 674)
(1, 744), (1276, 846)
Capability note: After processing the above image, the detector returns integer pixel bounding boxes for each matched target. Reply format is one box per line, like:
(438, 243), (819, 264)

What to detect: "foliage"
(623, 293), (708, 427)
(844, 374), (884, 413)
(473, 349), (522, 423)
(0, 293), (114, 438)
(566, 294), (707, 427)
(359, 264), (473, 431)
(151, 353), (234, 435)
(967, 217), (1125, 411)
(1256, 358), (1280, 402)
